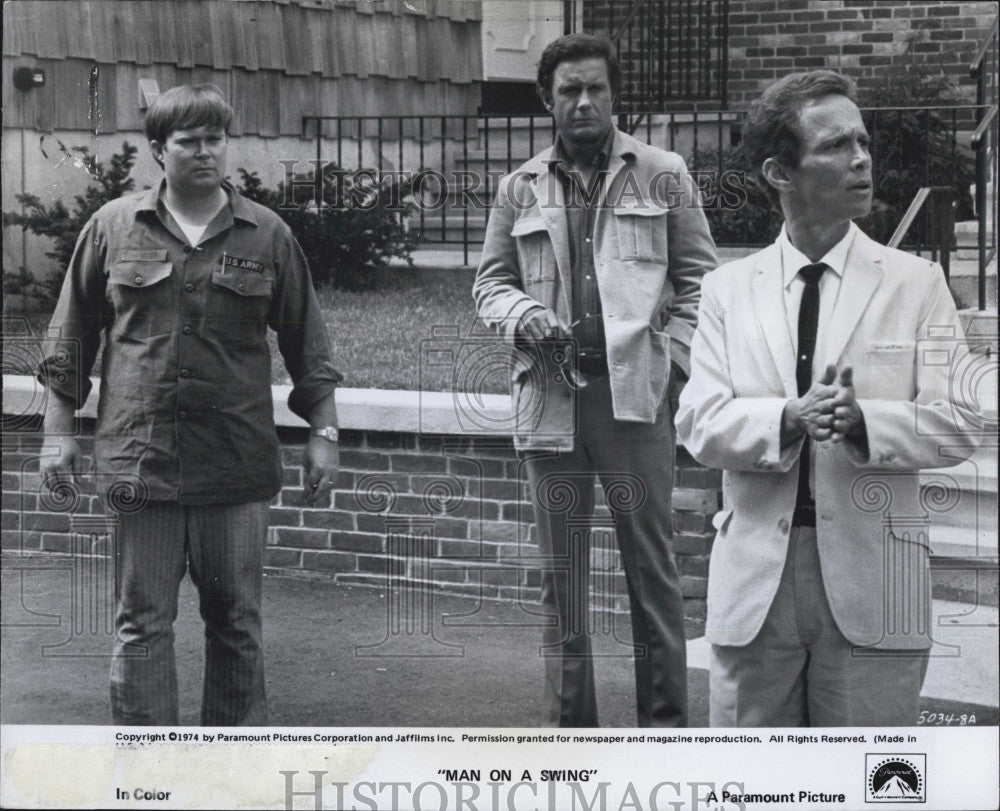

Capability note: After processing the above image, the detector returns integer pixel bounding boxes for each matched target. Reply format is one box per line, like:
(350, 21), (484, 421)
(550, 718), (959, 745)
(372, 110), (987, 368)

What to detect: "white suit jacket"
(676, 229), (981, 649)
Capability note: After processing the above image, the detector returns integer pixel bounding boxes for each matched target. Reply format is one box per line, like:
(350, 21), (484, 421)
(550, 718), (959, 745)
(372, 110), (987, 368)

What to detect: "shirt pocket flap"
(109, 259), (173, 288)
(510, 216), (548, 237)
(613, 201), (666, 217)
(711, 509), (733, 531)
(211, 268), (273, 297)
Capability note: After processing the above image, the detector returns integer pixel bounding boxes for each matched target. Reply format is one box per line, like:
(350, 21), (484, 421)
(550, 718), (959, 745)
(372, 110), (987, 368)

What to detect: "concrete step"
(687, 598), (999, 709)
(955, 219), (994, 236)
(930, 522), (998, 558)
(921, 599), (999, 707)
(408, 211), (487, 228)
(960, 308), (999, 355)
(922, 441), (999, 559)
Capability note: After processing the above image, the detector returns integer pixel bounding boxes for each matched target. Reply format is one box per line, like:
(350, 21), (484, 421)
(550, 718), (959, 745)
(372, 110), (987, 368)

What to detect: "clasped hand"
(788, 364), (864, 444)
(516, 307), (571, 343)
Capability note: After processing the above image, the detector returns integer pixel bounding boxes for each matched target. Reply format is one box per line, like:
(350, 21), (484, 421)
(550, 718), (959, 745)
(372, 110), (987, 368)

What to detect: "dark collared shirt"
(39, 181), (342, 505)
(551, 128), (615, 356)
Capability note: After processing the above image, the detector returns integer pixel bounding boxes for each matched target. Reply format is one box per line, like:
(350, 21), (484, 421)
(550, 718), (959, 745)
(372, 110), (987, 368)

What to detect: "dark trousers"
(522, 376), (687, 727)
(110, 500), (270, 725)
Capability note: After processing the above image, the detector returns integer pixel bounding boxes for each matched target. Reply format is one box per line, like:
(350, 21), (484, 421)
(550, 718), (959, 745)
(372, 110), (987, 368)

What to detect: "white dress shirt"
(779, 221), (858, 380)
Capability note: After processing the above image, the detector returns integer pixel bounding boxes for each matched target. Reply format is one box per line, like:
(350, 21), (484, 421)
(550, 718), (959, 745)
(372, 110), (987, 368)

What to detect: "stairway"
(922, 307), (998, 605)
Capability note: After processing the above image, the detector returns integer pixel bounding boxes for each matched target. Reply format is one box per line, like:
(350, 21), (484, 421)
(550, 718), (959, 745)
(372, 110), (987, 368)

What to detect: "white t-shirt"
(162, 190), (228, 246)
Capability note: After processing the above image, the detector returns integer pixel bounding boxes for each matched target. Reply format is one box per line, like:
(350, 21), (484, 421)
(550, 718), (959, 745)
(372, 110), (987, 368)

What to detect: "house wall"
(2, 0), (483, 132)
(579, 0), (996, 110)
(725, 0), (997, 108)
(2, 0), (485, 301)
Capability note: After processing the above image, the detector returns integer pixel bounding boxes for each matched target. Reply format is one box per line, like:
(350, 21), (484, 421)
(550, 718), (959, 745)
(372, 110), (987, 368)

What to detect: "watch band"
(311, 426), (339, 442)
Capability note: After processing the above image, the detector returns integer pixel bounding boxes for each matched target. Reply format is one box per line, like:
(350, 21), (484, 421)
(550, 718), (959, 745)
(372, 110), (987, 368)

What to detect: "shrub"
(856, 61), (976, 246)
(691, 53), (975, 247)
(236, 163), (419, 291)
(692, 143), (783, 246)
(3, 142), (418, 310)
(4, 141), (138, 307)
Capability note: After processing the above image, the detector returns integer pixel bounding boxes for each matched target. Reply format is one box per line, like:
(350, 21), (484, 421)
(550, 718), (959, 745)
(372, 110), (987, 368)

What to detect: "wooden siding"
(3, 0), (483, 132)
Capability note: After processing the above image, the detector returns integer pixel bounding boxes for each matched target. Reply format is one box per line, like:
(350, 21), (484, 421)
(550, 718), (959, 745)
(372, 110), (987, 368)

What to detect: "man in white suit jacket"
(676, 71), (981, 726)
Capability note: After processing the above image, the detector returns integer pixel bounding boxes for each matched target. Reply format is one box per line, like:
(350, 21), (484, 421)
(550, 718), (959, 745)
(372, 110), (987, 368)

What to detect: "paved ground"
(391, 245), (761, 272)
(2, 559), (996, 727)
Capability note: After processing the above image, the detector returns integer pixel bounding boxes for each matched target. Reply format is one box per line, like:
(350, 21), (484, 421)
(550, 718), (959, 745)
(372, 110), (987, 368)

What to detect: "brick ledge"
(2, 374), (513, 436)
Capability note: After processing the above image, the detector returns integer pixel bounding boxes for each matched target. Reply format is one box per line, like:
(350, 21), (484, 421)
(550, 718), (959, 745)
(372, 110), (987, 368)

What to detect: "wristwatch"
(311, 427), (339, 443)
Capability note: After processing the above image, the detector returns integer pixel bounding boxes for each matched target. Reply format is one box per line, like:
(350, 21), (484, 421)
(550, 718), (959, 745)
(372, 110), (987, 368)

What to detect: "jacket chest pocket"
(107, 250), (175, 339)
(613, 204), (668, 262)
(862, 341), (915, 367)
(511, 216), (557, 297)
(207, 266), (273, 344)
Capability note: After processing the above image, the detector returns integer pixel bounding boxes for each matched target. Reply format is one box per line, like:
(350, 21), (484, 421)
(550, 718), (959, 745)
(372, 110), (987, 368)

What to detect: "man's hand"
(40, 436), (84, 492)
(781, 363), (839, 445)
(303, 436), (339, 507)
(668, 362), (688, 412)
(830, 366), (866, 444)
(516, 307), (571, 344)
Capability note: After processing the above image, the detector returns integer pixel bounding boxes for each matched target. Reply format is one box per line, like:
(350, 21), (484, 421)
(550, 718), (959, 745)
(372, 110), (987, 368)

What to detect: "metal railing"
(970, 14), (998, 311)
(888, 187), (957, 281)
(301, 104), (983, 263)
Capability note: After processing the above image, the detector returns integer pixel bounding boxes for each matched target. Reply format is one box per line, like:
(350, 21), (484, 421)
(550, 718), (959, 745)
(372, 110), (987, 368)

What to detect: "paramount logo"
(873, 774), (921, 799)
(865, 754), (926, 803)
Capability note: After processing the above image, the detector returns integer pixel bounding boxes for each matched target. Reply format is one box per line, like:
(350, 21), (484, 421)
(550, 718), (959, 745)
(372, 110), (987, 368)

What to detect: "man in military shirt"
(38, 85), (342, 725)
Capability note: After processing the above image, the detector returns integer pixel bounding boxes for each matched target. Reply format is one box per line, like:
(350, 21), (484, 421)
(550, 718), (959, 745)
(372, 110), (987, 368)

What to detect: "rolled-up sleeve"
(37, 216), (108, 408)
(268, 228), (343, 421)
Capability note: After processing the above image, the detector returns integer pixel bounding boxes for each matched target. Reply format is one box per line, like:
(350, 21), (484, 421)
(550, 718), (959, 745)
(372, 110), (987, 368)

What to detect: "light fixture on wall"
(12, 66), (45, 91)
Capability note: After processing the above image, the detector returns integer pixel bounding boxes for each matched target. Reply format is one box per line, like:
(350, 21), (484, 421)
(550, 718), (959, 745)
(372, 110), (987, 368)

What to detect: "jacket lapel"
(821, 230), (884, 367)
(529, 159), (573, 314)
(751, 242), (799, 398)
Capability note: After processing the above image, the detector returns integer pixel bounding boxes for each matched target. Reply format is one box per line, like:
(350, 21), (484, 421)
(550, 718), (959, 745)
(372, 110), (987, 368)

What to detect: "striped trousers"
(110, 500), (270, 726)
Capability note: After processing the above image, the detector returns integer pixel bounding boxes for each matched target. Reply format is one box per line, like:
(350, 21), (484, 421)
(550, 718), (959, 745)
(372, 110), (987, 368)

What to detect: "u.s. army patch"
(222, 255), (266, 273)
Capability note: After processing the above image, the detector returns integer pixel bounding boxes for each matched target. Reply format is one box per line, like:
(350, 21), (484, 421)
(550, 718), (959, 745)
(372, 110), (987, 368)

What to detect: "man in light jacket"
(676, 70), (981, 726)
(473, 33), (717, 727)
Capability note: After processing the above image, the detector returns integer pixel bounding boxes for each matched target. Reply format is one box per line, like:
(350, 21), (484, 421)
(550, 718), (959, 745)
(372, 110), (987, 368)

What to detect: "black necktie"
(794, 263), (826, 526)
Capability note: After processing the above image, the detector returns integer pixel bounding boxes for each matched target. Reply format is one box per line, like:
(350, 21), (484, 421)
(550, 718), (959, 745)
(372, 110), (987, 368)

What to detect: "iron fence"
(970, 14), (998, 310)
(302, 104), (990, 263)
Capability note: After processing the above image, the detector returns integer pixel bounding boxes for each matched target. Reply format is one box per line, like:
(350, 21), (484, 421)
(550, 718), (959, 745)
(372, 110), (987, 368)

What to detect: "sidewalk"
(2, 560), (996, 727)
(391, 245), (761, 272)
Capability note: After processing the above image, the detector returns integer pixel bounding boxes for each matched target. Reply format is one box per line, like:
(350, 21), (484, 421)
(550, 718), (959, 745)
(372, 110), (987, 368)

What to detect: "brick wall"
(1, 418), (721, 638)
(726, 0), (997, 107)
(581, 1), (996, 110)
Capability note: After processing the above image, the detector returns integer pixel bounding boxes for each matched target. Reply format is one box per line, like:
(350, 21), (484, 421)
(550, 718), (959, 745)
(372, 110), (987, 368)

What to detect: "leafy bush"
(691, 53), (975, 247)
(692, 143), (783, 246)
(3, 142), (418, 310)
(4, 141), (138, 306)
(236, 163), (419, 291)
(856, 62), (976, 246)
